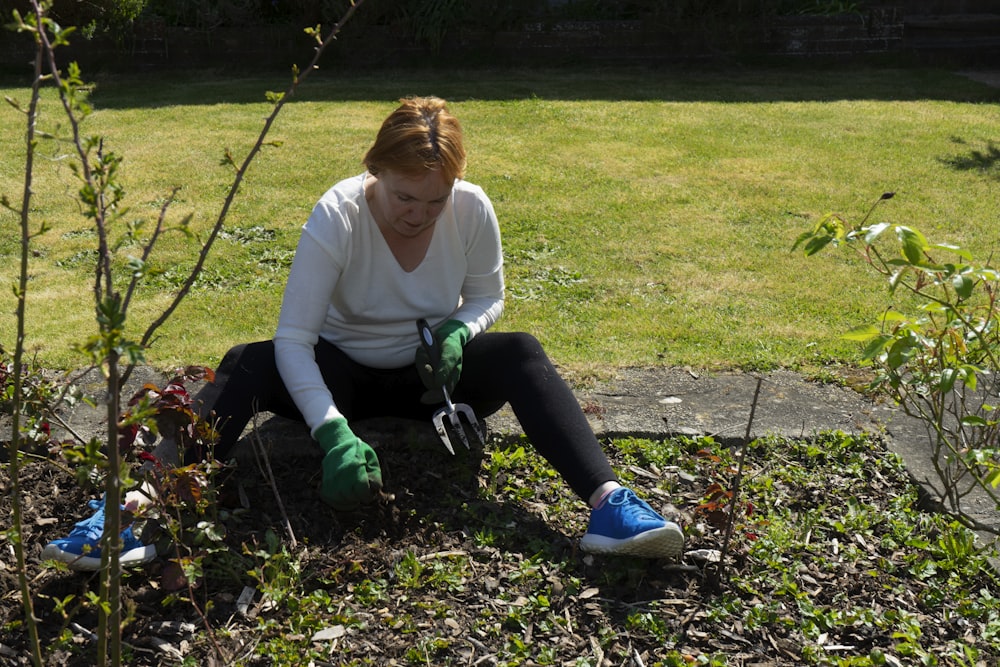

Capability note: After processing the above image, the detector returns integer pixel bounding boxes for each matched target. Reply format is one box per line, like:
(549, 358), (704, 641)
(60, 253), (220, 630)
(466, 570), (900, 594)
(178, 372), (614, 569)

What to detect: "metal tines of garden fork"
(416, 319), (486, 455)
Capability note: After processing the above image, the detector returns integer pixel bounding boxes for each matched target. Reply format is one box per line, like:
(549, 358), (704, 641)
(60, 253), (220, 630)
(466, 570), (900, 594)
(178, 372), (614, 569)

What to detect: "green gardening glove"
(315, 418), (383, 511)
(414, 319), (471, 404)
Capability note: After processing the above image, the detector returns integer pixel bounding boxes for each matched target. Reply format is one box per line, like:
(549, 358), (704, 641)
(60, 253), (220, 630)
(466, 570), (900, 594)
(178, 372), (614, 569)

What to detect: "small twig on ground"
(249, 410), (298, 548)
(466, 636), (497, 666)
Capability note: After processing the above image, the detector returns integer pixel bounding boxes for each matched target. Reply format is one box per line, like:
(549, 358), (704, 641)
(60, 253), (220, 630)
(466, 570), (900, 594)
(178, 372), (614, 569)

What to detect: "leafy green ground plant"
(694, 432), (1000, 665)
(200, 429), (1000, 665)
(795, 193), (1000, 532)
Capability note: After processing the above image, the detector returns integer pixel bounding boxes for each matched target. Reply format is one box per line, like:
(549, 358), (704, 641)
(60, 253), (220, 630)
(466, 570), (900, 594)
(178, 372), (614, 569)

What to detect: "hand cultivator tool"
(416, 319), (485, 454)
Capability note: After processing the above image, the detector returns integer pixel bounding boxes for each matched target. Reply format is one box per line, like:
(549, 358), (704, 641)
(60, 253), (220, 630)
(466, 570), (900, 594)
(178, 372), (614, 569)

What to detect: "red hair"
(363, 96), (466, 182)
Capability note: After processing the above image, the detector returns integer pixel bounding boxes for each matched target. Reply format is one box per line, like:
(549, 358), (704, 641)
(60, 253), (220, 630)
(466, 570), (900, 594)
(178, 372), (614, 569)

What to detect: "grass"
(1, 66), (999, 376)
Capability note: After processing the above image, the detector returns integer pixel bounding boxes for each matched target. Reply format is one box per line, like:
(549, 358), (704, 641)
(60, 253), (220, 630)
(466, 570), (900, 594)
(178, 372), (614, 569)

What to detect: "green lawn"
(2, 66), (998, 375)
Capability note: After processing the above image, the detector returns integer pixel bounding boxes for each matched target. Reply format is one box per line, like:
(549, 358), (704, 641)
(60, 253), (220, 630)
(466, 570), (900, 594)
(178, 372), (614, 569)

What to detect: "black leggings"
(193, 332), (617, 501)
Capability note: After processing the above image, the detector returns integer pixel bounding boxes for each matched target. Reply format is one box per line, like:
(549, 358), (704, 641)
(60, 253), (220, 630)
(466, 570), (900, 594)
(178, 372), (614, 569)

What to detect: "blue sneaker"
(580, 487), (684, 559)
(41, 497), (156, 571)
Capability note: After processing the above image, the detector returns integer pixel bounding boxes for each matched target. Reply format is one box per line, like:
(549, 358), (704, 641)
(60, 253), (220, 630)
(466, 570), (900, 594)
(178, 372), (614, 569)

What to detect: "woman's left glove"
(415, 319), (471, 403)
(315, 418), (383, 511)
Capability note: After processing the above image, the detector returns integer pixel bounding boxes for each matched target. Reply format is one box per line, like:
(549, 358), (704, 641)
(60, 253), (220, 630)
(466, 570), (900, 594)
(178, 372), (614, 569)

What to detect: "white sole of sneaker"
(580, 522), (684, 559)
(41, 544), (157, 572)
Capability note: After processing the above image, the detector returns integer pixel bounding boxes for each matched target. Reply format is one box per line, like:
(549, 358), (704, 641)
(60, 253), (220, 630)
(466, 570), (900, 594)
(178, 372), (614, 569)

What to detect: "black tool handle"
(416, 319), (442, 372)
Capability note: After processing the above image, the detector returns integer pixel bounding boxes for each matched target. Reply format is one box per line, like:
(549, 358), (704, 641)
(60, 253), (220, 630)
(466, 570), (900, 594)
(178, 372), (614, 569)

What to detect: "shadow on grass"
(6, 63), (996, 109)
(940, 138), (1000, 179)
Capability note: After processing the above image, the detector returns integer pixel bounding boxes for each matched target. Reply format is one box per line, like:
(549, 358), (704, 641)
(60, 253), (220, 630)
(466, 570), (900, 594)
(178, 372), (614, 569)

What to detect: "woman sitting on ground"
(43, 96), (685, 571)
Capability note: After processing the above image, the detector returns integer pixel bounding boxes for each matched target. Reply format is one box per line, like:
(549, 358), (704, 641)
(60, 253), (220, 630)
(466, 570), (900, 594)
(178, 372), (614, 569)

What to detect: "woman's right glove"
(415, 319), (471, 404)
(314, 417), (383, 511)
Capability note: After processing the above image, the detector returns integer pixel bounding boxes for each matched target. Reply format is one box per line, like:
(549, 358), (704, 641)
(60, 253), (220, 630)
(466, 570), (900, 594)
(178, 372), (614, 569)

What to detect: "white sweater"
(274, 173), (505, 433)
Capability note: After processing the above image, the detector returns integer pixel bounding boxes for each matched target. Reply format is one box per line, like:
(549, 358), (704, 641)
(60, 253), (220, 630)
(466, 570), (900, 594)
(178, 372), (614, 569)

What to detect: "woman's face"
(370, 168), (453, 239)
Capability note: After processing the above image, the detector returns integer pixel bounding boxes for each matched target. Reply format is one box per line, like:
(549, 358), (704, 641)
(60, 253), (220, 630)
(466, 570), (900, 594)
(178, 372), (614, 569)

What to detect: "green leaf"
(896, 226), (928, 265)
(4, 95), (26, 112)
(879, 310), (909, 324)
(126, 257), (145, 278)
(886, 337), (917, 370)
(951, 273), (974, 299)
(930, 243), (972, 262)
(938, 368), (957, 394)
(920, 301), (948, 313)
(863, 222), (890, 245)
(790, 229), (809, 251)
(888, 268), (904, 293)
(860, 334), (892, 360)
(802, 234), (834, 256)
(960, 415), (988, 427)
(842, 324), (880, 341)
(793, 214), (845, 255)
(960, 365), (980, 391)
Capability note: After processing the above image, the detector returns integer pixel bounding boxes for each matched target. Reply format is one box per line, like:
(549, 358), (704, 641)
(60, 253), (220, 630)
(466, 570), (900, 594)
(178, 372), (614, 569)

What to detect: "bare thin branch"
(249, 409), (299, 548)
(138, 0), (368, 352)
(714, 376), (763, 587)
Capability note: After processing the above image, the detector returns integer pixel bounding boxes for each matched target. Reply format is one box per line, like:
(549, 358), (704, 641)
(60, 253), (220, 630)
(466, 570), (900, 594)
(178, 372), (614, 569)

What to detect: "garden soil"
(2, 363), (998, 665)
